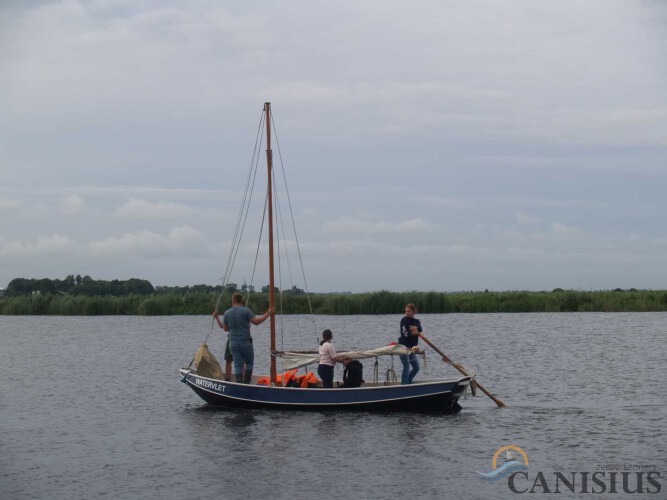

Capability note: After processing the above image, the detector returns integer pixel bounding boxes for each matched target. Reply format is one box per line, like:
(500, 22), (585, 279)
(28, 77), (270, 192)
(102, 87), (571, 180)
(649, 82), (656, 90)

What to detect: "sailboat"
(179, 102), (473, 411)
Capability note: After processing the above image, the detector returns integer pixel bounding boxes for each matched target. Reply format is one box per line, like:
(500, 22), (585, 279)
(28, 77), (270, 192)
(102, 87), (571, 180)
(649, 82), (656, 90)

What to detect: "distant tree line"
(2, 275), (306, 300)
(5, 275), (154, 297)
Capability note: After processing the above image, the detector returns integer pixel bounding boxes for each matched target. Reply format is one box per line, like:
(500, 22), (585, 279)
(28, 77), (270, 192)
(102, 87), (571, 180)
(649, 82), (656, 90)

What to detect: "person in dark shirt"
(398, 303), (422, 384)
(340, 359), (364, 388)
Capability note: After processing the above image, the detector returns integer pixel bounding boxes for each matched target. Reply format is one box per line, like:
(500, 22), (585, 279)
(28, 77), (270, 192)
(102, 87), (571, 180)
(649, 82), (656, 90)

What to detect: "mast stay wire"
(273, 172), (285, 352)
(274, 164), (312, 370)
(218, 110), (265, 293)
(188, 107), (265, 367)
(268, 173), (286, 370)
(245, 192), (268, 310)
(270, 111), (319, 345)
(206, 108), (264, 345)
(194, 106), (319, 367)
(274, 168), (297, 351)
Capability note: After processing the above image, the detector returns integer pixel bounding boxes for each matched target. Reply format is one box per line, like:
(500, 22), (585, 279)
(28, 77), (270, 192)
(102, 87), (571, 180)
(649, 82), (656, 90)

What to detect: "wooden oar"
(418, 332), (506, 408)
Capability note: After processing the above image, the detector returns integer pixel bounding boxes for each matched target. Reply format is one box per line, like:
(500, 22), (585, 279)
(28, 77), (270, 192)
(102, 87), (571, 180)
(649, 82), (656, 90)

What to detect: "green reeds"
(2, 289), (667, 315)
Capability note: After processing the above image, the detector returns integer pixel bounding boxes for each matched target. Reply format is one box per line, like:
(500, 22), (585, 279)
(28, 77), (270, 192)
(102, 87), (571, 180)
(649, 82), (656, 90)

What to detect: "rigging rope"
(189, 105), (322, 371)
(245, 192), (268, 309)
(273, 173), (286, 352)
(385, 367), (398, 385)
(218, 109), (264, 289)
(271, 112), (319, 345)
(273, 167), (308, 353)
(193, 107), (264, 356)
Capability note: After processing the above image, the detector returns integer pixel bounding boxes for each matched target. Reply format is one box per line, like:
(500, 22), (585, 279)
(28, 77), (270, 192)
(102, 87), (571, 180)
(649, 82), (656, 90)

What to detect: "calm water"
(1, 313), (665, 499)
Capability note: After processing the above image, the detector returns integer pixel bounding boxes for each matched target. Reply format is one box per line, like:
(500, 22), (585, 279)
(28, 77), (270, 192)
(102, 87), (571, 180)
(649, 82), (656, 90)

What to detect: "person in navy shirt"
(398, 303), (422, 384)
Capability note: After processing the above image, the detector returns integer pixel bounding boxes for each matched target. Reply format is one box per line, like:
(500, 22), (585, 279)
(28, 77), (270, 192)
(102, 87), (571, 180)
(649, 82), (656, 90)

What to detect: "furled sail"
(278, 344), (416, 371)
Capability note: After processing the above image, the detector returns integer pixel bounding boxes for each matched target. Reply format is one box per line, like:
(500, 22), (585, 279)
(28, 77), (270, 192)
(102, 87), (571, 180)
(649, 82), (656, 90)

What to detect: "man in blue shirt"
(214, 293), (274, 383)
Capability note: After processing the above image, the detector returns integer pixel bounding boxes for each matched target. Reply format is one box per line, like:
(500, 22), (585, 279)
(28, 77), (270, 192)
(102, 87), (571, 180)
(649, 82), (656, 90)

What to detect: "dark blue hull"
(180, 369), (470, 412)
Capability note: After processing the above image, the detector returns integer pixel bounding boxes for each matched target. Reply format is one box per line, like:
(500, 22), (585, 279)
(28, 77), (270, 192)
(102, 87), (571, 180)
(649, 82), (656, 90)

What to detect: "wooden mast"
(265, 102), (278, 385)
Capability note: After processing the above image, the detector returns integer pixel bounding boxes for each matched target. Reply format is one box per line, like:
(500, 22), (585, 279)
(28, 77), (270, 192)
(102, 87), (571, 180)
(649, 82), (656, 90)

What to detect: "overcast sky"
(1, 0), (666, 292)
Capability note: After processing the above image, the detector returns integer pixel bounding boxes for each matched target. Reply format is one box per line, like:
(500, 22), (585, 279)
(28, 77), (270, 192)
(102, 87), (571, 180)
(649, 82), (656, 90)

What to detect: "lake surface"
(1, 313), (665, 499)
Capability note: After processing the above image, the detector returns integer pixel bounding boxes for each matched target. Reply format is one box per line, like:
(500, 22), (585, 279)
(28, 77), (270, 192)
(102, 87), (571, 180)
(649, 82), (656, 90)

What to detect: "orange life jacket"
(257, 374), (284, 385)
(282, 369), (299, 387)
(258, 370), (316, 387)
(258, 370), (300, 386)
(297, 371), (319, 388)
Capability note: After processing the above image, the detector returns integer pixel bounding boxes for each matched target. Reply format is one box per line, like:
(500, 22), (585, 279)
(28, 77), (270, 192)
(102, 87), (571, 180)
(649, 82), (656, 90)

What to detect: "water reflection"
(222, 409), (258, 430)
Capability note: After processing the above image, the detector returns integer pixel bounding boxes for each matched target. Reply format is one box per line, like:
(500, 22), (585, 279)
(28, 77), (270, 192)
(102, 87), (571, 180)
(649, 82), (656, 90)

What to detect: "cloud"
(60, 195), (85, 215)
(506, 247), (548, 263)
(515, 211), (541, 225)
(547, 107), (667, 147)
(549, 222), (583, 236)
(88, 225), (205, 256)
(262, 81), (344, 103)
(1, 1), (666, 291)
(419, 196), (469, 209)
(19, 204), (50, 218)
(115, 199), (197, 218)
(323, 216), (431, 234)
(0, 198), (21, 211)
(0, 234), (77, 256)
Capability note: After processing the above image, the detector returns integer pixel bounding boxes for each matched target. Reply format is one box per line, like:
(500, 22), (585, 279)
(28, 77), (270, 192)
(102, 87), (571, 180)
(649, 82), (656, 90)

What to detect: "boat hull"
(180, 369), (470, 412)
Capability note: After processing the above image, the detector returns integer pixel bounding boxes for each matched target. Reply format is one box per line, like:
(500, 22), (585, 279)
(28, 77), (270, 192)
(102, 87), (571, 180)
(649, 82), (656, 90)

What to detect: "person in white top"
(318, 329), (343, 388)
